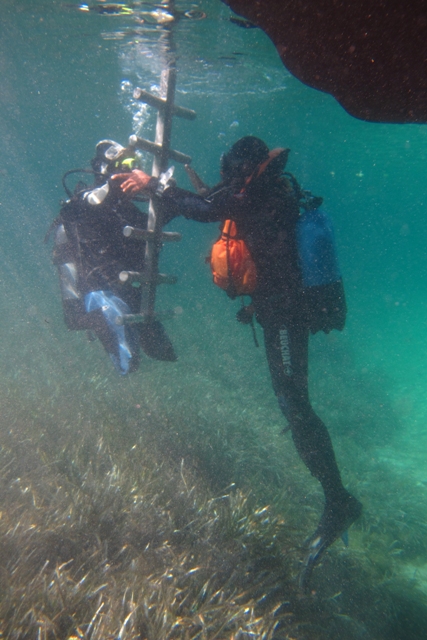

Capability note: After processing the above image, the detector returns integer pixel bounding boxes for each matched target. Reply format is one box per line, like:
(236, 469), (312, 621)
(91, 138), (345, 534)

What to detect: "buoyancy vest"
(209, 208), (343, 288)
(208, 173), (346, 334)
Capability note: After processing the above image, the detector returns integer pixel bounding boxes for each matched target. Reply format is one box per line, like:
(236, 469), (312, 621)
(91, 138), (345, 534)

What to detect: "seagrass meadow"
(2, 1), (427, 638)
(1, 332), (427, 639)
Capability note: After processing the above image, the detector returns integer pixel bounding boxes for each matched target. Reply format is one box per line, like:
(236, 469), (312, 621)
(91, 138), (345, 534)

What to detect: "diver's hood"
(221, 136), (270, 182)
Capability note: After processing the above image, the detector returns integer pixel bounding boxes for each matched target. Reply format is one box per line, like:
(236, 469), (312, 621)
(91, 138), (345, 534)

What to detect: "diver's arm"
(113, 169), (232, 223)
(158, 184), (227, 223)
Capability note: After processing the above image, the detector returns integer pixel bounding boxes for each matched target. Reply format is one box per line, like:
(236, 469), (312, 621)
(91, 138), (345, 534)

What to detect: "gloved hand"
(236, 304), (254, 324)
(112, 169), (153, 196)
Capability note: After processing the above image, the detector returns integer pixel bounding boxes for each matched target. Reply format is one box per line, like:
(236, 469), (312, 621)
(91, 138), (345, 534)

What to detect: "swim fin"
(139, 319), (177, 362)
(299, 493), (362, 592)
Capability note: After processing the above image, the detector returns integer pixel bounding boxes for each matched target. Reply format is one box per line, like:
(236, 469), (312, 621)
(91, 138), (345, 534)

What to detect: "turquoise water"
(1, 1), (427, 638)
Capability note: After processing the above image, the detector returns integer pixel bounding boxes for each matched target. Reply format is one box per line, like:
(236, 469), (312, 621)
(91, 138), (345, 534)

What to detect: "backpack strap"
(224, 220), (238, 299)
(236, 299), (259, 347)
(243, 148), (290, 190)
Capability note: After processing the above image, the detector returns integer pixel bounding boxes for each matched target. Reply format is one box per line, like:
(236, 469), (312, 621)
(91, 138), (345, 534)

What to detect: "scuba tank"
(54, 222), (80, 303)
(52, 216), (87, 331)
(296, 208), (347, 334)
(297, 208), (341, 287)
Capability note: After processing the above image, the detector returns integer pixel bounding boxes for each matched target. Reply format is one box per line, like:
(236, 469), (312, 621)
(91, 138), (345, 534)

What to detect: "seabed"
(1, 337), (427, 640)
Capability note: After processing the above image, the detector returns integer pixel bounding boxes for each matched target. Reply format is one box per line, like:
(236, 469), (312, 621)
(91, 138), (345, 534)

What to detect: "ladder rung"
(129, 135), (192, 165)
(123, 226), (182, 242)
(123, 226), (151, 239)
(116, 308), (176, 325)
(115, 313), (144, 325)
(119, 271), (178, 285)
(133, 88), (197, 121)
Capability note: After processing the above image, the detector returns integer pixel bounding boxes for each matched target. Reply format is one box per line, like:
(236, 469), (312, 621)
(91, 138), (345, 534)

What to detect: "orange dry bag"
(209, 220), (257, 298)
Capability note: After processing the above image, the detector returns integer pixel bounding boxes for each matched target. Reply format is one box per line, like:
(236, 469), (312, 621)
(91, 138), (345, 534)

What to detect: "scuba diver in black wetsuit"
(112, 135), (362, 588)
(49, 139), (176, 375)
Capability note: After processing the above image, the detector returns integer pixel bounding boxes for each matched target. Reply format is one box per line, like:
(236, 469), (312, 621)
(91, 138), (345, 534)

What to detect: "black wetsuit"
(54, 179), (176, 372)
(58, 180), (148, 317)
(156, 174), (349, 506)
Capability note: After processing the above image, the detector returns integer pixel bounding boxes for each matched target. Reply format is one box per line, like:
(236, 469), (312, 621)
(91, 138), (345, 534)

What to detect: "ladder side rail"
(142, 23), (177, 318)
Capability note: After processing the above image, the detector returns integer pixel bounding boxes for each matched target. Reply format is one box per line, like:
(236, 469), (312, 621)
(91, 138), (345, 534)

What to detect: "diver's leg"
(263, 317), (345, 497)
(262, 315), (362, 588)
(62, 299), (91, 331)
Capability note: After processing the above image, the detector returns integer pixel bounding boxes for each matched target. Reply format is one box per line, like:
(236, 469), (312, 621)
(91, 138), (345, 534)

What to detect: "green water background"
(1, 0), (427, 602)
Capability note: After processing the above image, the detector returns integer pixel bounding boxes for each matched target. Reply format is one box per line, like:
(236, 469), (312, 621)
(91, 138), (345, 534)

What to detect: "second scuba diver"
(49, 139), (177, 375)
(112, 136), (363, 588)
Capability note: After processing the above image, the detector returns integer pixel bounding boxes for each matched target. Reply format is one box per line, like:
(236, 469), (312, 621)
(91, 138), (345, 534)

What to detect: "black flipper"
(299, 493), (362, 592)
(139, 319), (177, 362)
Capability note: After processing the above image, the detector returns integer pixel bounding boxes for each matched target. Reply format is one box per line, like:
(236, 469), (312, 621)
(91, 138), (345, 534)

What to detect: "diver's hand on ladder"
(112, 170), (153, 196)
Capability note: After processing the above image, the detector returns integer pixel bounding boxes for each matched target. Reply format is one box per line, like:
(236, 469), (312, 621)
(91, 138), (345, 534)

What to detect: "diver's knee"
(277, 394), (310, 427)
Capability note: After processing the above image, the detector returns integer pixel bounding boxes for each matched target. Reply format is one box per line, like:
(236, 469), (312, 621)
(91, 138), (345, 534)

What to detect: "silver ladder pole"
(143, 1), (177, 319)
(125, 1), (196, 323)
